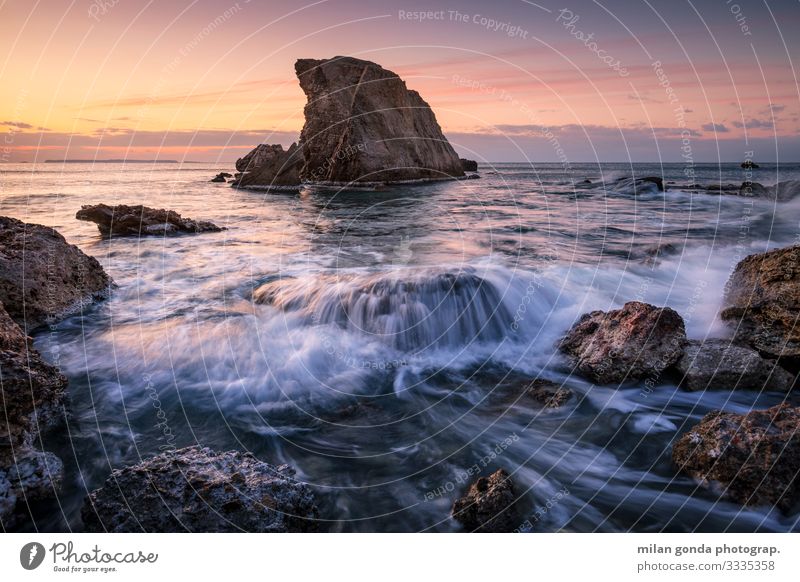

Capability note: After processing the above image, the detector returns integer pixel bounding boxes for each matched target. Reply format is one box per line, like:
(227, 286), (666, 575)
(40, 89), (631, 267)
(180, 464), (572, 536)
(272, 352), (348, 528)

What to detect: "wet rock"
(76, 204), (223, 237)
(559, 301), (687, 384)
(460, 158), (478, 172)
(720, 245), (800, 364)
(739, 181), (768, 198)
(741, 160), (760, 169)
(295, 56), (464, 183)
(674, 339), (795, 392)
(526, 379), (573, 408)
(0, 216), (111, 330)
(210, 173), (227, 182)
(672, 403), (800, 511)
(233, 143), (303, 189)
(612, 176), (664, 194)
(451, 469), (519, 532)
(640, 242), (680, 266)
(82, 446), (319, 532)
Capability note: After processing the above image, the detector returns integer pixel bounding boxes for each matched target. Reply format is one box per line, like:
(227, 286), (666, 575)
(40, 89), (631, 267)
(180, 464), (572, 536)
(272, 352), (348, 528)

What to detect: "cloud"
(701, 123), (729, 133)
(732, 118), (774, 129)
(1, 120), (49, 131)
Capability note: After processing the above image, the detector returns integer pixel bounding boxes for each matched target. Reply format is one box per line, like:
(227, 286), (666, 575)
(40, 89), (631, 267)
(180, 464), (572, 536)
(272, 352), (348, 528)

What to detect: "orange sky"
(1, 0), (798, 162)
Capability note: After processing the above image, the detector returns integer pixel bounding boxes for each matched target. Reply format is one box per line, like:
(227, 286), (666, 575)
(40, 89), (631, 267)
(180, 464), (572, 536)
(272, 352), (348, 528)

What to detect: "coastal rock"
(209, 172), (230, 182)
(738, 181), (769, 198)
(295, 56), (464, 183)
(0, 216), (111, 330)
(76, 204), (223, 237)
(741, 160), (760, 169)
(559, 301), (687, 384)
(672, 404), (800, 511)
(233, 143), (303, 189)
(460, 158), (478, 172)
(526, 379), (573, 408)
(674, 339), (794, 392)
(82, 446), (319, 532)
(736, 180), (800, 201)
(612, 176), (664, 194)
(451, 469), (519, 532)
(720, 245), (800, 363)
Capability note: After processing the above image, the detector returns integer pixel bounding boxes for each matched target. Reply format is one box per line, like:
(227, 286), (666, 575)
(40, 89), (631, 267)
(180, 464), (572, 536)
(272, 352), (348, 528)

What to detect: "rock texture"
(460, 158), (478, 172)
(674, 339), (795, 392)
(672, 404), (800, 511)
(295, 56), (464, 183)
(82, 446), (319, 532)
(0, 216), (111, 330)
(232, 143), (303, 189)
(612, 176), (664, 194)
(526, 379), (573, 408)
(720, 245), (800, 363)
(0, 302), (67, 526)
(559, 301), (687, 384)
(76, 204), (223, 237)
(451, 469), (519, 532)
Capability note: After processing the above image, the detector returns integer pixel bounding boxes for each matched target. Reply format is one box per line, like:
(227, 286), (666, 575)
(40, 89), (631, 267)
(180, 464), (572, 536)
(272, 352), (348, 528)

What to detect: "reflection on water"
(2, 161), (799, 532)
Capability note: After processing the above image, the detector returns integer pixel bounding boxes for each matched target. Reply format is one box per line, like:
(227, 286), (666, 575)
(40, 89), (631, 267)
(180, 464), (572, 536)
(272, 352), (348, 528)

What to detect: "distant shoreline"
(44, 159), (181, 163)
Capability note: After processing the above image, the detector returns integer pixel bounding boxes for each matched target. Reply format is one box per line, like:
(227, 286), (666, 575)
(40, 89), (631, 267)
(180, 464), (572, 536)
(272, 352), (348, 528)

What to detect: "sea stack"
(235, 56), (465, 188)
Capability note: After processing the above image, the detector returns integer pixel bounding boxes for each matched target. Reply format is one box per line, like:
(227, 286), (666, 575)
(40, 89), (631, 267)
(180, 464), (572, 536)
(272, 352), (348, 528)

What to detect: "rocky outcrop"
(674, 339), (794, 392)
(526, 379), (573, 408)
(451, 469), (519, 532)
(611, 176), (664, 194)
(559, 301), (687, 384)
(0, 302), (66, 526)
(295, 56), (464, 184)
(672, 404), (800, 511)
(0, 216), (111, 330)
(82, 446), (319, 532)
(232, 143), (303, 189)
(76, 204), (223, 237)
(736, 180), (800, 201)
(739, 181), (769, 198)
(460, 158), (478, 172)
(720, 245), (800, 364)
(209, 172), (231, 183)
(741, 160), (760, 169)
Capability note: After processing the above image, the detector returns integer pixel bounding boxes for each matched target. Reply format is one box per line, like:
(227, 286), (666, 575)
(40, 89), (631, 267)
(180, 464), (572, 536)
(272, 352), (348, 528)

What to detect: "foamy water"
(2, 161), (799, 532)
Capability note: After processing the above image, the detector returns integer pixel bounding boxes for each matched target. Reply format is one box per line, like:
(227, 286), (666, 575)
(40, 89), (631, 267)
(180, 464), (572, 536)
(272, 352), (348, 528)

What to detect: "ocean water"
(2, 161), (800, 532)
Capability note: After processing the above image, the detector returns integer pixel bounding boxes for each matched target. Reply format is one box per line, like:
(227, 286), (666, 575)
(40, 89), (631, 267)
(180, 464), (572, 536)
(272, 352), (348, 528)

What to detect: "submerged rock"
(82, 446), (319, 532)
(672, 404), (800, 511)
(451, 469), (519, 532)
(526, 379), (573, 408)
(0, 216), (111, 330)
(295, 56), (464, 184)
(559, 301), (687, 385)
(76, 204), (223, 237)
(233, 143), (303, 189)
(720, 245), (800, 364)
(741, 160), (760, 169)
(738, 181), (769, 198)
(460, 158), (478, 172)
(210, 172), (231, 182)
(673, 339), (794, 392)
(611, 176), (664, 194)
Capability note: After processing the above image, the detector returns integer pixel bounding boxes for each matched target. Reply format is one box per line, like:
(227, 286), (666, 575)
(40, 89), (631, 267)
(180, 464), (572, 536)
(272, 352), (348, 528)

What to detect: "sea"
(2, 161), (800, 532)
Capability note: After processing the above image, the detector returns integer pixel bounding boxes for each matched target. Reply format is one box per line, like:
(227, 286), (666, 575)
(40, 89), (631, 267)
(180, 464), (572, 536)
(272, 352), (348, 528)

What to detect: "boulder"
(233, 143), (303, 189)
(0, 216), (111, 330)
(611, 176), (664, 194)
(672, 403), (800, 511)
(741, 160), (760, 169)
(460, 158), (478, 172)
(720, 245), (800, 363)
(82, 446), (319, 532)
(76, 204), (223, 237)
(559, 301), (687, 384)
(526, 379), (573, 408)
(0, 302), (67, 526)
(674, 339), (794, 392)
(295, 56), (464, 183)
(209, 173), (226, 182)
(738, 181), (768, 198)
(451, 469), (519, 532)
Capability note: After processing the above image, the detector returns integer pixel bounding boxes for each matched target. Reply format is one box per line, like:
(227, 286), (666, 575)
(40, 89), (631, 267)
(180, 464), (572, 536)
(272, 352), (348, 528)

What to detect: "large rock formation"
(295, 56), (464, 184)
(672, 404), (800, 511)
(82, 446), (319, 532)
(451, 469), (519, 532)
(559, 301), (687, 384)
(737, 180), (800, 201)
(720, 245), (800, 364)
(76, 204), (223, 237)
(232, 143), (303, 189)
(674, 339), (794, 392)
(0, 302), (66, 526)
(0, 216), (111, 330)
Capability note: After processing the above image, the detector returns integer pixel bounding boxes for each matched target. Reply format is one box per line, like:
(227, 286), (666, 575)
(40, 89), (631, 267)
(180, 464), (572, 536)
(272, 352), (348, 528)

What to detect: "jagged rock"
(295, 56), (464, 183)
(672, 404), (800, 511)
(526, 379), (573, 408)
(460, 158), (478, 172)
(741, 160), (760, 169)
(674, 339), (794, 392)
(82, 446), (319, 532)
(233, 143), (303, 189)
(451, 469), (519, 532)
(559, 301), (687, 384)
(720, 245), (800, 364)
(0, 216), (111, 330)
(739, 181), (769, 197)
(0, 302), (67, 526)
(76, 204), (223, 237)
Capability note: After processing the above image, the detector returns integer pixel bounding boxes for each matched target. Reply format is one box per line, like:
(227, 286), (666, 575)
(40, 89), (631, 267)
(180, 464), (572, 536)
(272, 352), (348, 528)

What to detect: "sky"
(1, 0), (799, 163)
